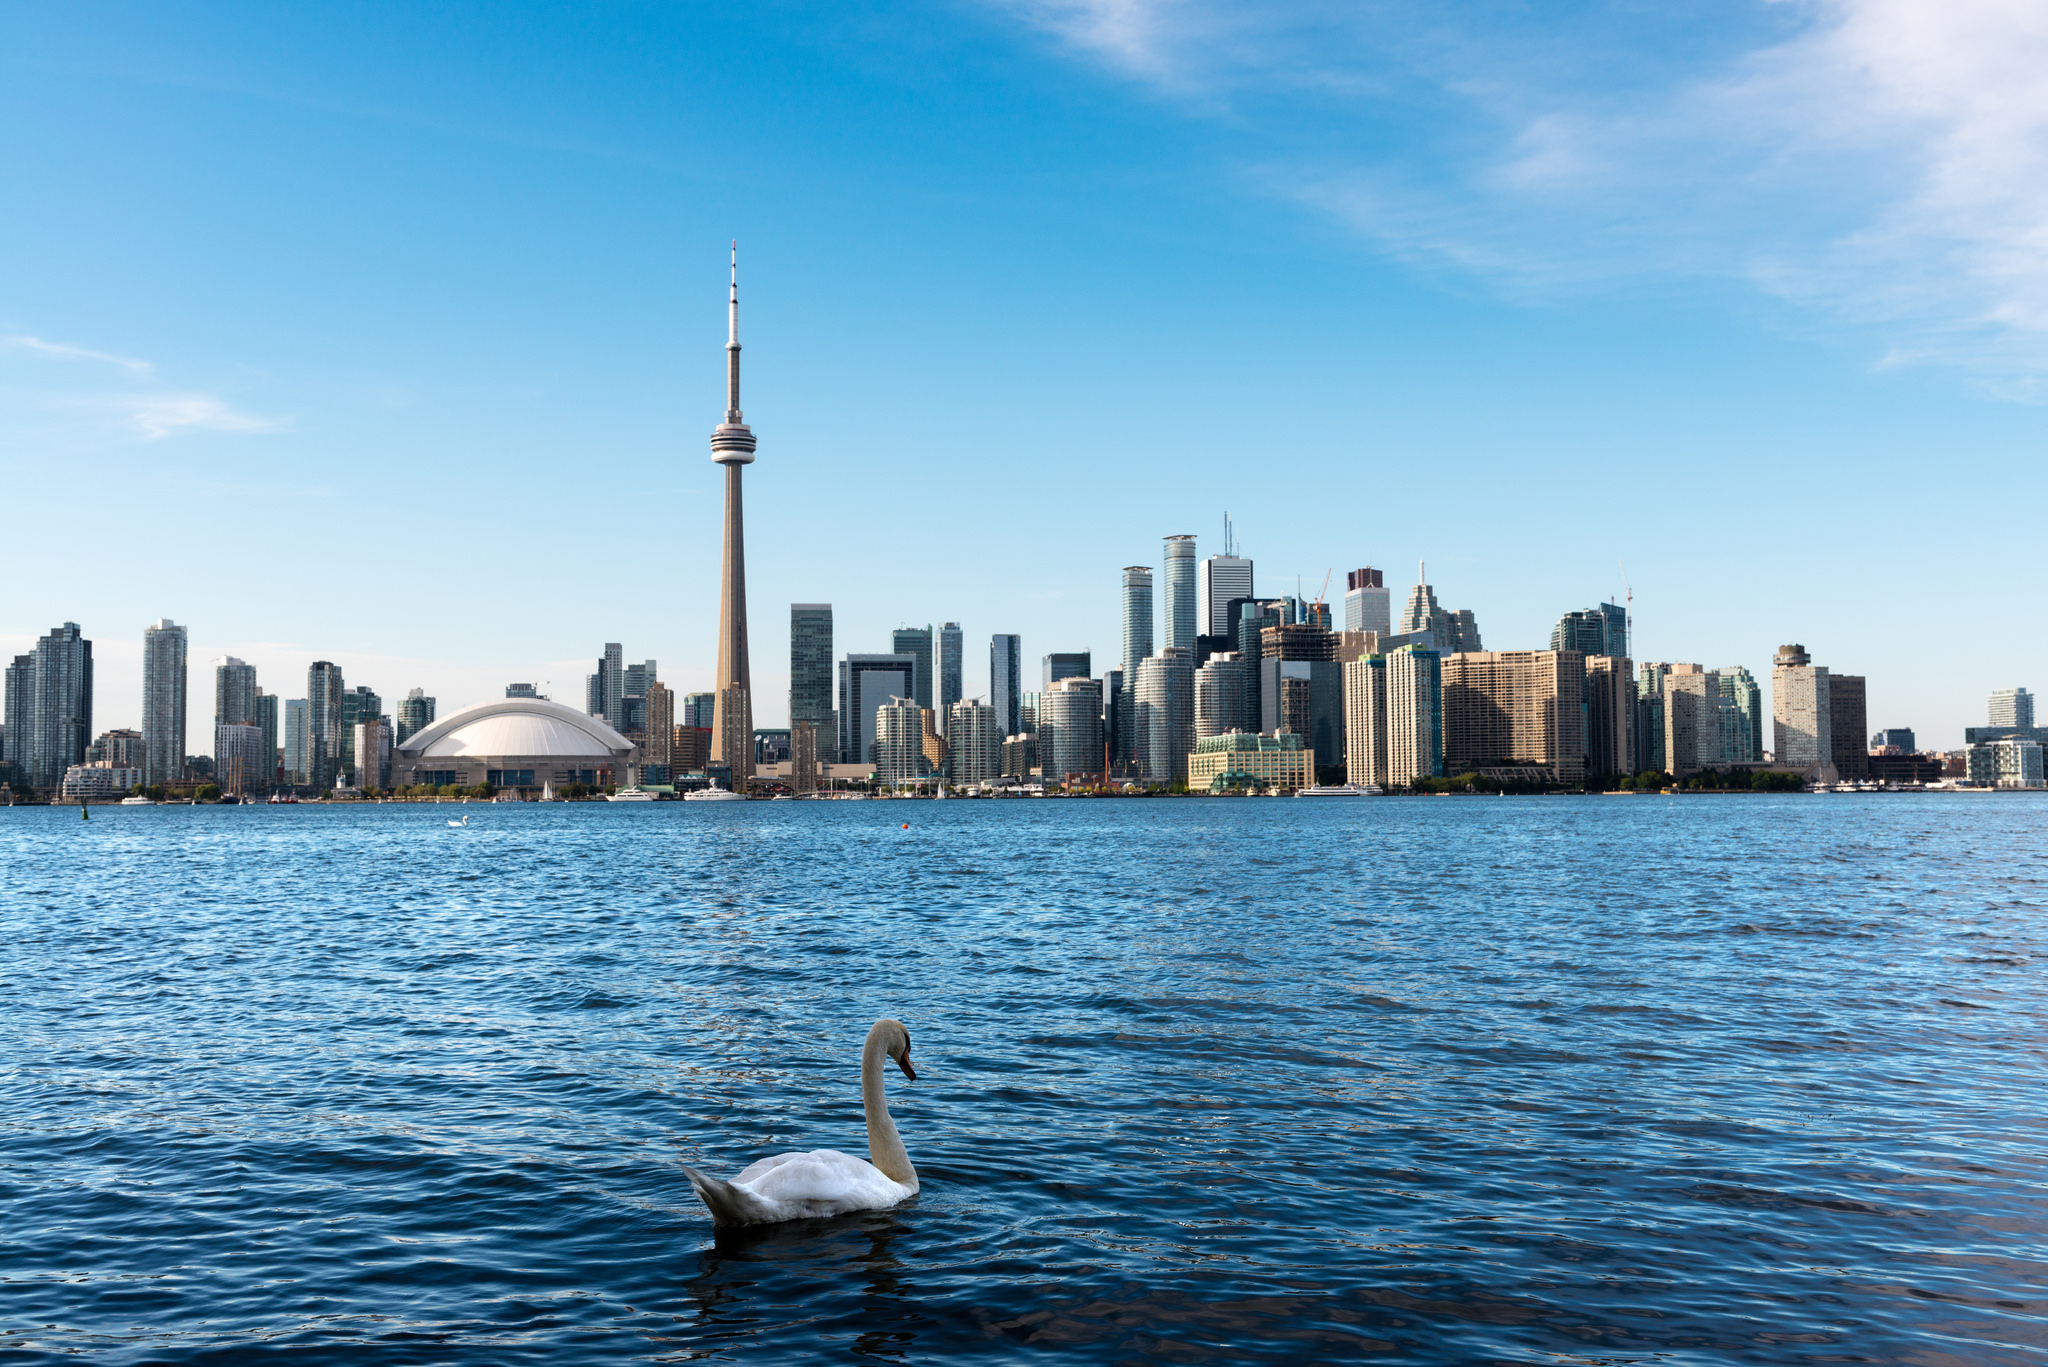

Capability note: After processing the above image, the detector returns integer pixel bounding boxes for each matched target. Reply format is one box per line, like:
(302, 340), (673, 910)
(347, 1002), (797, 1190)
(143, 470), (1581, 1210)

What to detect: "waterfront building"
(919, 710), (947, 778)
(1662, 665), (1722, 778)
(1195, 654), (1248, 742)
(1342, 568), (1391, 637)
(1989, 688), (2035, 729)
(216, 722), (268, 796)
(1386, 645), (1443, 788)
(307, 661), (344, 791)
(1039, 676), (1104, 783)
(1635, 690), (1666, 774)
(1133, 647), (1195, 783)
(1042, 652), (1090, 692)
(1584, 656), (1635, 781)
(393, 697), (634, 792)
(341, 687), (381, 779)
(214, 657), (258, 741)
(792, 720), (819, 794)
(1829, 675), (1868, 781)
(840, 654), (914, 767)
(1441, 650), (1586, 785)
(61, 764), (144, 799)
(990, 634), (1022, 738)
(1872, 728), (1917, 753)
(1119, 567), (1153, 764)
(256, 694), (279, 784)
(1343, 655), (1389, 789)
(142, 618), (187, 786)
(1188, 730), (1311, 792)
(874, 697), (926, 788)
(939, 623), (963, 714)
(353, 718), (392, 792)
(3, 654), (31, 781)
(1966, 739), (2045, 788)
(892, 626), (934, 709)
(27, 623), (93, 788)
(1772, 645), (1835, 778)
(1718, 667), (1762, 763)
(1257, 624), (1342, 769)
(1102, 667), (1123, 769)
(396, 689), (436, 745)
(645, 681), (675, 778)
(1199, 552), (1254, 638)
(708, 245), (759, 787)
(999, 732), (1038, 780)
(89, 728), (146, 767)
(790, 604), (835, 757)
(947, 700), (1000, 784)
(283, 698), (311, 784)
(673, 723), (711, 774)
(1162, 535), (1197, 651)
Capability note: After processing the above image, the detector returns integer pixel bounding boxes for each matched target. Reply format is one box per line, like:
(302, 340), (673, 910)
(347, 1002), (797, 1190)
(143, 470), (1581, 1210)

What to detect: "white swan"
(682, 1019), (919, 1227)
(447, 814), (469, 828)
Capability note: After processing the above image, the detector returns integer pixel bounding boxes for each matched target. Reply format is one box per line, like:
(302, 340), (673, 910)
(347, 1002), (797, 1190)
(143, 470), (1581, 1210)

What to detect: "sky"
(3, 0), (2044, 749)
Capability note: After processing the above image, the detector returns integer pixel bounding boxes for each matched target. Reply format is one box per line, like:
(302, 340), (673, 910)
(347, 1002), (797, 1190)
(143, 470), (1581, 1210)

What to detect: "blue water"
(3, 797), (2044, 1363)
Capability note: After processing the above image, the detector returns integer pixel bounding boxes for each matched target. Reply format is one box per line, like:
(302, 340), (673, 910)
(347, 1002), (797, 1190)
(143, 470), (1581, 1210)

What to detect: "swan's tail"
(681, 1166), (777, 1228)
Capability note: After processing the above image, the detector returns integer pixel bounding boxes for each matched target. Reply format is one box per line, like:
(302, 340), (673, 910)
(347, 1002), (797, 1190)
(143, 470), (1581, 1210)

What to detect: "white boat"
(541, 781), (556, 801)
(606, 787), (658, 802)
(683, 785), (748, 802)
(1297, 784), (1380, 797)
(119, 795), (155, 805)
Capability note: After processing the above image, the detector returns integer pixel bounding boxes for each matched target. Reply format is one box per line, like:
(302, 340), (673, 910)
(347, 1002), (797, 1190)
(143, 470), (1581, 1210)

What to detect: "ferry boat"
(119, 795), (156, 805)
(683, 784), (747, 803)
(605, 787), (658, 802)
(1297, 784), (1380, 797)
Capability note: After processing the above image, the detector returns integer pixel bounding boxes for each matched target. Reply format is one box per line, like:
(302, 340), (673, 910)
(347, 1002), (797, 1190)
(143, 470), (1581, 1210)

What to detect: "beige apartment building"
(1441, 650), (1585, 784)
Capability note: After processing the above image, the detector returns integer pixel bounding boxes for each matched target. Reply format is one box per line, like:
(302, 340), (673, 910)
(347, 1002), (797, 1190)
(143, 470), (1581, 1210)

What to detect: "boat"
(119, 795), (155, 805)
(541, 781), (556, 801)
(683, 784), (748, 802)
(1297, 784), (1379, 797)
(606, 787), (658, 802)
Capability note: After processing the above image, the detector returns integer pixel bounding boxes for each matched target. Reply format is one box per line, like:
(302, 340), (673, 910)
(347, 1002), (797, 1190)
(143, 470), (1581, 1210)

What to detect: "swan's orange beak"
(897, 1053), (916, 1081)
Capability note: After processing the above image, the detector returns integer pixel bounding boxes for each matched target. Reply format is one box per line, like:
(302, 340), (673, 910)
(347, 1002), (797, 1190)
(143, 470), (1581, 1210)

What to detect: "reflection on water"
(2, 796), (2045, 1364)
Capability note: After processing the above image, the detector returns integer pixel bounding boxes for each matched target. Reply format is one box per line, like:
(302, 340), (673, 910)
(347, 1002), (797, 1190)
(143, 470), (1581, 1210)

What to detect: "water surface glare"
(3, 797), (2045, 1364)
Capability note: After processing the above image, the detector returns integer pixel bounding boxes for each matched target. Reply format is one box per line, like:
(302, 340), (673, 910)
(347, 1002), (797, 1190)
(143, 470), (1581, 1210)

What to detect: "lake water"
(3, 796), (2044, 1364)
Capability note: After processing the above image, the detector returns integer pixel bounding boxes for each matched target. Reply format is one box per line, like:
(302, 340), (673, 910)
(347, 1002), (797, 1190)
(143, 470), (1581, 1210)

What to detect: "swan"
(682, 1019), (919, 1227)
(447, 814), (470, 828)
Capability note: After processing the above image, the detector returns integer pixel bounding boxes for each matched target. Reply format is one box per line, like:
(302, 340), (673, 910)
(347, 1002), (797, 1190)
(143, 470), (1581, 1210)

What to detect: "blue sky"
(3, 0), (2043, 747)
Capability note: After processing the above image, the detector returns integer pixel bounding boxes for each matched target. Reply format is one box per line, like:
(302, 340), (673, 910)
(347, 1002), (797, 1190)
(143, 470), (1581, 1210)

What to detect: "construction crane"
(1309, 568), (1333, 628)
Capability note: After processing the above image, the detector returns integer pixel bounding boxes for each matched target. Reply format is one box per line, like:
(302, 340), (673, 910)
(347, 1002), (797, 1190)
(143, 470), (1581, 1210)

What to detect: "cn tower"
(708, 242), (756, 786)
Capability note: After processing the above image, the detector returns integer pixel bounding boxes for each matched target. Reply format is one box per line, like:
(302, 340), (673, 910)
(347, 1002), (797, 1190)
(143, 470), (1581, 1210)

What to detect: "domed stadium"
(391, 698), (633, 793)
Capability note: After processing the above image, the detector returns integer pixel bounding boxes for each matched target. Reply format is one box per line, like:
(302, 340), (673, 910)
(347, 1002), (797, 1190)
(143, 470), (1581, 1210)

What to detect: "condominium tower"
(142, 618), (188, 786)
(1772, 644), (1834, 778)
(990, 634), (1022, 739)
(1199, 552), (1254, 638)
(791, 604), (836, 758)
(1162, 535), (1198, 651)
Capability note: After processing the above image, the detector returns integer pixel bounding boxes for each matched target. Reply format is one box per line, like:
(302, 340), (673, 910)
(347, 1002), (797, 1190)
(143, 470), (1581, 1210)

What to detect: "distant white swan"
(683, 1019), (919, 1227)
(447, 814), (470, 828)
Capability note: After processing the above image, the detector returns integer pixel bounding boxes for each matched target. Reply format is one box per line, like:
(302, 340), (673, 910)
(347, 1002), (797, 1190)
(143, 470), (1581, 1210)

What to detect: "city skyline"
(5, 7), (2045, 748)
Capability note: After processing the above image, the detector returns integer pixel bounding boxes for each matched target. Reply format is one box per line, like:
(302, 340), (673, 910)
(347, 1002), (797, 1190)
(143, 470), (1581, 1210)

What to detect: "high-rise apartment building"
(1194, 654), (1248, 742)
(1042, 652), (1091, 692)
(840, 654), (914, 768)
(1121, 567), (1153, 671)
(1343, 654), (1390, 789)
(1772, 645), (1834, 778)
(3, 654), (32, 781)
(1162, 536), (1197, 651)
(1597, 603), (1629, 660)
(682, 693), (716, 729)
(283, 698), (311, 785)
(790, 604), (835, 757)
(644, 681), (675, 778)
(1102, 666), (1123, 769)
(1343, 568), (1390, 637)
(947, 700), (1001, 785)
(990, 634), (1022, 739)
(1663, 665), (1722, 778)
(1718, 667), (1762, 763)
(1584, 656), (1635, 781)
(1829, 675), (1868, 781)
(354, 717), (393, 791)
(938, 622), (963, 712)
(214, 656), (258, 734)
(1199, 553), (1254, 638)
(1039, 676), (1104, 783)
(142, 618), (187, 786)
(1989, 688), (2034, 729)
(892, 626), (934, 710)
(1550, 611), (1607, 656)
(256, 693), (279, 785)
(28, 623), (93, 788)
(1441, 650), (1586, 785)
(592, 643), (625, 730)
(216, 723), (268, 796)
(1635, 689), (1666, 774)
(1133, 647), (1194, 783)
(307, 661), (344, 791)
(89, 728), (146, 767)
(1386, 645), (1443, 788)
(874, 697), (926, 788)
(396, 689), (436, 745)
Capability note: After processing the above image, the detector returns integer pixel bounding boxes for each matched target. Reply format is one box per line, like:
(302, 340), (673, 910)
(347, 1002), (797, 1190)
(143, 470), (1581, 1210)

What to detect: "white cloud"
(994, 0), (2048, 384)
(2, 333), (291, 438)
(121, 394), (291, 440)
(6, 334), (155, 376)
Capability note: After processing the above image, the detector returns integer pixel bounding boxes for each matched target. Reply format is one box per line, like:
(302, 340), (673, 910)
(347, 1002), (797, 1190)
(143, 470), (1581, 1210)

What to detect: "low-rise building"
(1188, 730), (1312, 792)
(61, 764), (143, 799)
(1967, 739), (2045, 789)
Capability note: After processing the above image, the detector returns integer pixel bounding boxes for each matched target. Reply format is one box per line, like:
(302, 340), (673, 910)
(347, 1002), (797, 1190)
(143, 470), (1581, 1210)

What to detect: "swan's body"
(447, 814), (469, 828)
(683, 1018), (919, 1227)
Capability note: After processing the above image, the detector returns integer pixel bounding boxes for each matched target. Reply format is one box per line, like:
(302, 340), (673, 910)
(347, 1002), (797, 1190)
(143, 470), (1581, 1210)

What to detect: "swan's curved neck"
(862, 1033), (917, 1188)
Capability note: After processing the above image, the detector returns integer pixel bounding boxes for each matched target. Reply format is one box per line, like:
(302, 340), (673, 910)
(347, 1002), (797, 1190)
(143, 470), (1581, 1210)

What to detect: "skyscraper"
(939, 622), (963, 713)
(892, 626), (934, 709)
(990, 634), (1022, 738)
(1343, 654), (1390, 789)
(645, 681), (675, 779)
(1829, 674), (1868, 781)
(1162, 535), (1197, 651)
(1343, 568), (1390, 636)
(1440, 650), (1586, 785)
(1550, 611), (1607, 656)
(1584, 656), (1635, 781)
(947, 699), (1000, 784)
(1386, 645), (1443, 788)
(1039, 676), (1105, 784)
(1199, 552), (1254, 638)
(283, 698), (311, 785)
(709, 243), (757, 786)
(214, 657), (258, 733)
(1194, 654), (1247, 742)
(791, 604), (836, 760)
(256, 693), (279, 785)
(1772, 644), (1834, 777)
(2, 655), (31, 781)
(1718, 667), (1762, 763)
(307, 661), (344, 791)
(1042, 652), (1090, 692)
(874, 696), (926, 789)
(28, 623), (93, 788)
(682, 693), (716, 729)
(1989, 688), (2035, 728)
(840, 654), (914, 767)
(595, 643), (625, 730)
(1121, 567), (1154, 673)
(1400, 565), (1481, 653)
(396, 689), (436, 745)
(1133, 646), (1194, 782)
(1596, 602), (1629, 660)
(142, 619), (187, 787)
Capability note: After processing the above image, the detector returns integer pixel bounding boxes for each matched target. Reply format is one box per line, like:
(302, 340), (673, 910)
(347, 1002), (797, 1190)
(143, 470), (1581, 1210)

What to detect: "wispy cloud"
(4, 334), (291, 438)
(994, 0), (2048, 387)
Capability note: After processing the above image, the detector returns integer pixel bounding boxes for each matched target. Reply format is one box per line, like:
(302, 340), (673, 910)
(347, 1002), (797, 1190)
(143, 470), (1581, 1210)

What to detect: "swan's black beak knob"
(897, 1053), (916, 1081)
